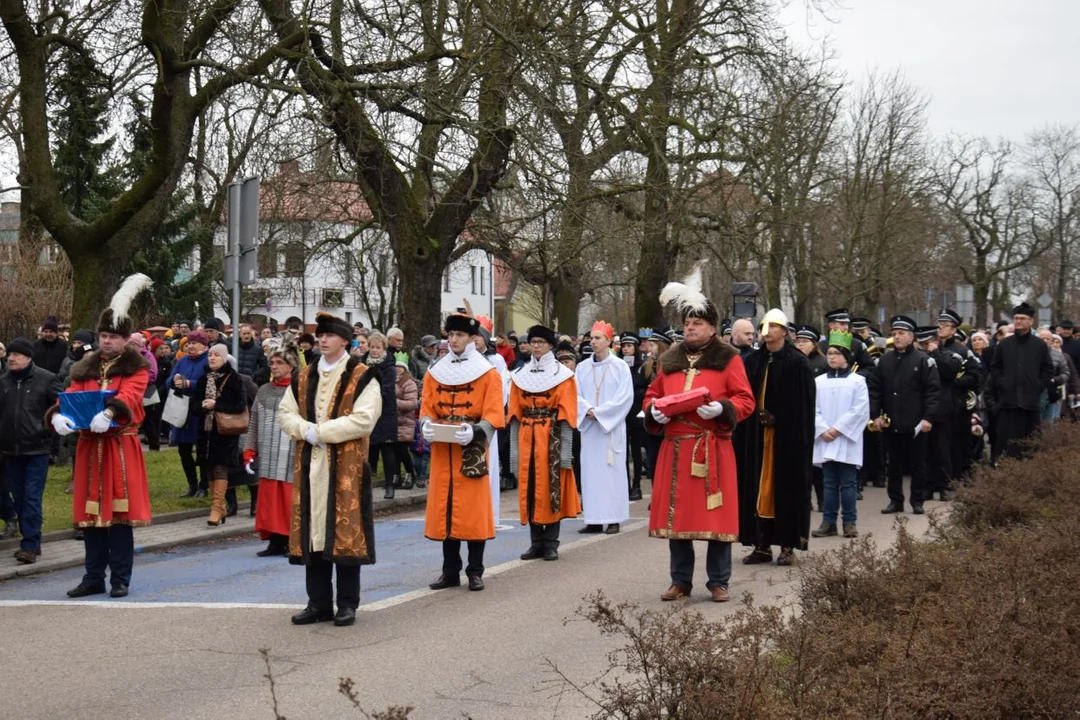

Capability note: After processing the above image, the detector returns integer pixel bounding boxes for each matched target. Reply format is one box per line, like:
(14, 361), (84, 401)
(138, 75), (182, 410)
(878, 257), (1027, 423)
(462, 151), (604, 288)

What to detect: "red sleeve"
(243, 449), (256, 465)
(723, 355), (756, 422)
(642, 370), (667, 434)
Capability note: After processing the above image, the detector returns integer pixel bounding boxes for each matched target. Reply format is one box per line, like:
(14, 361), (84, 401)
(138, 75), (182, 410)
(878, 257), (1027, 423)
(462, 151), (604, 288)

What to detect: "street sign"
(1037, 292), (1053, 307)
(238, 176), (260, 285)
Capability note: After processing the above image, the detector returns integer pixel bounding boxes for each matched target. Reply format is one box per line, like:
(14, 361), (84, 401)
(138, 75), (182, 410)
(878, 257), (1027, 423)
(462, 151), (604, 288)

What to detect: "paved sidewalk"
(0, 486), (429, 583)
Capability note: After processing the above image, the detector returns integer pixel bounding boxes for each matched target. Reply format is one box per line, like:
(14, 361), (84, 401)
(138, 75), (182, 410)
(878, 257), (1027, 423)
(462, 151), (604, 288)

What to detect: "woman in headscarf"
(189, 344), (246, 525)
(244, 343), (299, 556)
(167, 331), (210, 497)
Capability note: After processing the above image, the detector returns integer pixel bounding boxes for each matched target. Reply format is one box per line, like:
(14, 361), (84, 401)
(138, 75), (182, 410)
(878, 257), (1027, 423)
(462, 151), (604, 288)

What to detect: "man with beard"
(986, 303), (1054, 462)
(644, 267), (755, 601)
(729, 318), (756, 358)
(738, 308), (816, 567)
(33, 316), (68, 375)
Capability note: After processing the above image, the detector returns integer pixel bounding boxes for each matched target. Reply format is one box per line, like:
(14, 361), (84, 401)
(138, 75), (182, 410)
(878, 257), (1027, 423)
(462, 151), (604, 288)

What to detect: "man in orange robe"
(420, 314), (506, 592)
(509, 325), (581, 561)
(644, 272), (756, 602)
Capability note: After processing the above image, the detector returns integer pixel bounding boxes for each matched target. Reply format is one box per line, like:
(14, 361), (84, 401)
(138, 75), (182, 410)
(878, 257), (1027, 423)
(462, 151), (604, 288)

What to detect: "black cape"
(735, 341), (815, 550)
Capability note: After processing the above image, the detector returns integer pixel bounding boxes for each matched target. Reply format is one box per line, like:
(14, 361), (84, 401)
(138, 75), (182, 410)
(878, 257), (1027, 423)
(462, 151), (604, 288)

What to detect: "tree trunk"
(635, 144), (676, 327)
(67, 244), (114, 329)
(551, 275), (581, 336)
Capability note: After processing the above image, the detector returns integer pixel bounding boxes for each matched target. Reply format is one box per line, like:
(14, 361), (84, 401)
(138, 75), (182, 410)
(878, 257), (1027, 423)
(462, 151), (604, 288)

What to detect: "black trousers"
(669, 539), (732, 590)
(885, 431), (928, 505)
(142, 402), (163, 451)
(442, 539), (486, 577)
(305, 553), (361, 611)
(991, 408), (1040, 462)
(626, 418), (647, 482)
(369, 442), (396, 480)
(926, 421), (953, 494)
(951, 411), (974, 479)
(83, 525), (134, 588)
(860, 429), (884, 486)
(529, 522), (561, 550)
(395, 442), (416, 477)
(643, 433), (662, 484)
(177, 443), (209, 491)
(811, 466), (824, 509)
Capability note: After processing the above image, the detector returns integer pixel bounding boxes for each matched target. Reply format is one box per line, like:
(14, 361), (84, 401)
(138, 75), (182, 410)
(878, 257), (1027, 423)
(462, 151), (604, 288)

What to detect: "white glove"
(421, 420), (435, 442)
(52, 414), (77, 436)
(650, 404), (670, 425)
(454, 423), (474, 446)
(89, 411), (112, 434)
(697, 401), (723, 420)
(244, 461), (255, 476)
(303, 425), (320, 446)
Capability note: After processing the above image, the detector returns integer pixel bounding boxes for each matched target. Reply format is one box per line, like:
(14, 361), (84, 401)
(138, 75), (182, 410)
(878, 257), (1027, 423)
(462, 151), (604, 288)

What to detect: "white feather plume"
(659, 262), (709, 315)
(108, 273), (154, 323)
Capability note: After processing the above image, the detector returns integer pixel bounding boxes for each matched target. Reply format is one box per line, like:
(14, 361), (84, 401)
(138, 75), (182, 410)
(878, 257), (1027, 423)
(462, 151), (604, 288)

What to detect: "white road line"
(0, 600), (305, 610)
(360, 519), (646, 612)
(0, 520), (646, 612)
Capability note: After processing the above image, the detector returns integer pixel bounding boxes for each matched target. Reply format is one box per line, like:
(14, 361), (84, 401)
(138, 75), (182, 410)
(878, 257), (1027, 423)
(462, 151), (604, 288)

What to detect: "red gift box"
(653, 386), (711, 416)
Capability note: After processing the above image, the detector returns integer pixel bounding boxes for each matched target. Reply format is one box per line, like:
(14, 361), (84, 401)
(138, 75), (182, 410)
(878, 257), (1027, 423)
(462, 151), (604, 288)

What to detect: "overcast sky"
(780, 0), (1079, 143)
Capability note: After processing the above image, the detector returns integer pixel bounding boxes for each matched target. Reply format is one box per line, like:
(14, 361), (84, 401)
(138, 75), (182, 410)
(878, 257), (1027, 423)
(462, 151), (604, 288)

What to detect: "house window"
(284, 242), (305, 278)
(214, 245), (226, 280)
(242, 288), (270, 307)
(376, 253), (389, 287)
(470, 265), (477, 294)
(479, 267), (485, 296)
(322, 288), (344, 307)
(258, 240), (277, 278)
(443, 268), (451, 292)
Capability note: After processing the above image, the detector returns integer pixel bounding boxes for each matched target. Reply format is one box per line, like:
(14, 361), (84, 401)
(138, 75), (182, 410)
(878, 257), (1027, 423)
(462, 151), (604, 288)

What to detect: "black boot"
(384, 479), (395, 500)
(248, 484), (259, 517)
(629, 479), (643, 502)
(225, 487), (238, 517)
(179, 482), (197, 498)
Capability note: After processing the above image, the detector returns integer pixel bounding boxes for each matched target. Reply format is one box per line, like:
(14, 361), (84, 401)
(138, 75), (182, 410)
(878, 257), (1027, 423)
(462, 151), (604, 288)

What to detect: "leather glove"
(454, 423), (474, 446)
(89, 411), (112, 434)
(303, 425), (320, 446)
(52, 414), (77, 436)
(421, 420), (435, 442)
(650, 404), (670, 425)
(244, 461), (255, 476)
(696, 401), (723, 420)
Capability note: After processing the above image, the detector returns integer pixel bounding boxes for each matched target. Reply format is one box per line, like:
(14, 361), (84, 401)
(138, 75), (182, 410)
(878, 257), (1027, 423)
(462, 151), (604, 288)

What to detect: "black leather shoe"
(110, 584), (129, 598)
(179, 487), (197, 498)
(911, 503), (925, 515)
(578, 524), (602, 534)
(428, 573), (461, 590)
(333, 607), (356, 627)
(881, 502), (904, 514)
(742, 548), (773, 565)
(291, 606), (333, 625)
(67, 582), (106, 598)
(543, 548), (559, 561)
(604, 524), (621, 534)
(256, 543), (287, 557)
(629, 487), (643, 501)
(520, 547), (543, 560)
(939, 490), (953, 501)
(193, 489), (208, 498)
(467, 575), (484, 591)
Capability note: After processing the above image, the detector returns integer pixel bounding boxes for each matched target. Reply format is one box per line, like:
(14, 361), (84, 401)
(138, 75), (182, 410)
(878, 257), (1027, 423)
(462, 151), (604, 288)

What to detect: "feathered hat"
(659, 262), (719, 327)
(97, 274), (153, 338)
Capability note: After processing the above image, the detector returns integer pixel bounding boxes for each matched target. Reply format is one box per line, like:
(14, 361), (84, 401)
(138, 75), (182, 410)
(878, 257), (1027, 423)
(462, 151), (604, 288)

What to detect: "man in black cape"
(736, 308), (815, 566)
(986, 302), (1053, 462)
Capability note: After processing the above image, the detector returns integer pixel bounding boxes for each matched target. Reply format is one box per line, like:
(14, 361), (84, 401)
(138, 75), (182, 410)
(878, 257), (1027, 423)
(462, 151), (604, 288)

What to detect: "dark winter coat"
(940, 337), (986, 416)
(0, 364), (62, 456)
(737, 342), (815, 550)
(986, 330), (1054, 412)
(236, 339), (269, 384)
(32, 337), (68, 375)
(167, 352), (210, 444)
(368, 359), (398, 446)
(876, 345), (942, 431)
(189, 368), (247, 467)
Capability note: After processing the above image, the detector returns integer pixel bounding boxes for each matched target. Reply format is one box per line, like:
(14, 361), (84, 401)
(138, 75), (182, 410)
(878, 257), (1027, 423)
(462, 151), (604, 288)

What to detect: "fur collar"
(69, 346), (150, 382)
(659, 337), (737, 374)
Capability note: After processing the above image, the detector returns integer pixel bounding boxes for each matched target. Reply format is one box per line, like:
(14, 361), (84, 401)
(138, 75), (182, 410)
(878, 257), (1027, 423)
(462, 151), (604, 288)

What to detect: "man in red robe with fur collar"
(643, 267), (756, 603)
(48, 275), (154, 599)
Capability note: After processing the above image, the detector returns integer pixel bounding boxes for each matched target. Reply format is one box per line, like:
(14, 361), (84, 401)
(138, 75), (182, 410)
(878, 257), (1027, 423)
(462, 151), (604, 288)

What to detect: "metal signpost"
(226, 177), (260, 358)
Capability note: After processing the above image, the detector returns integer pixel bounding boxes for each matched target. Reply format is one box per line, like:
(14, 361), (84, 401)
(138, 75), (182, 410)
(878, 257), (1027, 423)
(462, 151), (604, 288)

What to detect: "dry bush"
(573, 424), (1080, 719)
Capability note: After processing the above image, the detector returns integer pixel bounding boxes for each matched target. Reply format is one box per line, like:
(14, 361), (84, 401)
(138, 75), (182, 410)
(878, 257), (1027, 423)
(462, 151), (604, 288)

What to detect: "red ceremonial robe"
(48, 347), (152, 528)
(643, 338), (755, 541)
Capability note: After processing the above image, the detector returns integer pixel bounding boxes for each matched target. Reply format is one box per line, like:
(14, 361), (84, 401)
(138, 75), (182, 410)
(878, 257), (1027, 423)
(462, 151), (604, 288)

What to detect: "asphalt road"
(0, 486), (935, 719)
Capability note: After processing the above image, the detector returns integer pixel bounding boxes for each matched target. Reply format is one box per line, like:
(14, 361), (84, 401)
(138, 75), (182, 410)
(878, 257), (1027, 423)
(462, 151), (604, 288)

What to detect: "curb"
(0, 494), (429, 583)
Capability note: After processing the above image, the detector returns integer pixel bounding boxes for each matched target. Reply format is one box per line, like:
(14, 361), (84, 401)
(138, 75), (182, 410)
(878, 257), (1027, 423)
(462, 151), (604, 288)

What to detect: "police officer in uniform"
(873, 316), (942, 515)
(937, 310), (985, 485)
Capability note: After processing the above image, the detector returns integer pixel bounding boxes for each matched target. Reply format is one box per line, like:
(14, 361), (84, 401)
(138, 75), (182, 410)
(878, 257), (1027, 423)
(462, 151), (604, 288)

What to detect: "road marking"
(0, 600), (305, 610)
(360, 520), (646, 612)
(0, 519), (647, 612)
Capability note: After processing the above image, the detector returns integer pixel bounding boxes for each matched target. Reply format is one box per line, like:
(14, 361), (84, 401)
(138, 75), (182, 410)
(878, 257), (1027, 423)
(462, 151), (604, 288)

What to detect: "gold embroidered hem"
(650, 529), (738, 542)
(75, 519), (152, 528)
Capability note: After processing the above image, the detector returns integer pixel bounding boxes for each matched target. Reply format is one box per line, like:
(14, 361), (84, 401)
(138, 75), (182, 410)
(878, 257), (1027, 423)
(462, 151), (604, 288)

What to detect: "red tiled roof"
(260, 161), (374, 224)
